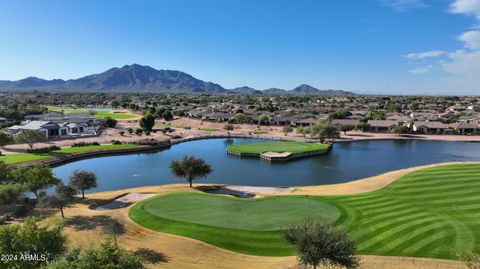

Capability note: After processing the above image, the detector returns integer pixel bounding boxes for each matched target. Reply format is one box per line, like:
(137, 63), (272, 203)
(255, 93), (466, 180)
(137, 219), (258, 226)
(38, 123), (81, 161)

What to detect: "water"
(52, 138), (480, 193)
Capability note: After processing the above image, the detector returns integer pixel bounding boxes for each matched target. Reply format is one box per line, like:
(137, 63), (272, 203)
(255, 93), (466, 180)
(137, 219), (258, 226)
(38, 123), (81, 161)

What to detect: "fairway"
(227, 141), (329, 154)
(48, 107), (138, 120)
(129, 164), (480, 259)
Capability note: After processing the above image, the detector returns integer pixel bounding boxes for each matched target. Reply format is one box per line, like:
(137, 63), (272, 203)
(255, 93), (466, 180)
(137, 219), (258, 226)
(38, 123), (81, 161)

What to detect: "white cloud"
(379, 0), (428, 12)
(442, 50), (480, 76)
(458, 30), (480, 49)
(409, 65), (434, 74)
(405, 50), (446, 60)
(449, 0), (480, 20)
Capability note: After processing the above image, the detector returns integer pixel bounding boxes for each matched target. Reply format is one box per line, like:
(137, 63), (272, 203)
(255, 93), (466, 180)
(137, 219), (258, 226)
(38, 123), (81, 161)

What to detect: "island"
(226, 141), (331, 161)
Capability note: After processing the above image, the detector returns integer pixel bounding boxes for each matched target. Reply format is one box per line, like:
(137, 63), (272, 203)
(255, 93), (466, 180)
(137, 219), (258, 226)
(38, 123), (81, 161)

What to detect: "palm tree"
(170, 156), (212, 187)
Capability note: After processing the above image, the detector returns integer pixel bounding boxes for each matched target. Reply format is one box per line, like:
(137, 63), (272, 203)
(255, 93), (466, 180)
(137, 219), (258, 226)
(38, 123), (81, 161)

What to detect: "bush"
(223, 124), (234, 131)
(111, 140), (123, 145)
(72, 141), (100, 147)
(131, 140), (171, 146)
(25, 145), (60, 153)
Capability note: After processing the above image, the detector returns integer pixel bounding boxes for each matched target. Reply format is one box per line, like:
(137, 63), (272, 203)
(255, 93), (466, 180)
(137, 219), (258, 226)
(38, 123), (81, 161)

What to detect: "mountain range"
(0, 64), (355, 95)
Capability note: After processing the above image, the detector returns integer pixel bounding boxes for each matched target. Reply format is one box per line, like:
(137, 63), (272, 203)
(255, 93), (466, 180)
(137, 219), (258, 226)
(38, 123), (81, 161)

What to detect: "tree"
(38, 182), (76, 219)
(45, 237), (145, 269)
(0, 218), (66, 269)
(285, 218), (358, 269)
(0, 132), (13, 152)
(393, 125), (410, 136)
(283, 126), (294, 136)
(356, 122), (371, 132)
(139, 113), (155, 131)
(339, 124), (355, 135)
(69, 170), (97, 199)
(296, 127), (305, 137)
(162, 110), (174, 121)
(14, 130), (45, 149)
(258, 114), (270, 125)
(328, 109), (351, 120)
(223, 124), (234, 131)
(104, 117), (117, 128)
(310, 121), (340, 142)
(0, 183), (25, 204)
(170, 156), (212, 187)
(10, 165), (58, 199)
(230, 113), (250, 124)
(127, 128), (134, 135)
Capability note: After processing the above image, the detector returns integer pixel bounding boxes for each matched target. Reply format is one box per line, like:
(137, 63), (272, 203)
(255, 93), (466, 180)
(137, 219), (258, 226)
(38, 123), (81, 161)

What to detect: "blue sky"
(0, 0), (479, 94)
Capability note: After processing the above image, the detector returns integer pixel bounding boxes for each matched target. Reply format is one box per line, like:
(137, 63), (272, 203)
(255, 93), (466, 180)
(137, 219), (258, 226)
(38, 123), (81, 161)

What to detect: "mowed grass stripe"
(129, 163), (480, 259)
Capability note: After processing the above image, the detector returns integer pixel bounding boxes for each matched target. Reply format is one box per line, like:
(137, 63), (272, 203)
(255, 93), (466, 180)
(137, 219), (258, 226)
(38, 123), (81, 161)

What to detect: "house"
(7, 120), (97, 139)
(8, 114), (100, 139)
(330, 119), (360, 127)
(295, 118), (316, 127)
(367, 120), (399, 132)
(412, 121), (452, 135)
(271, 116), (298, 126)
(449, 122), (479, 135)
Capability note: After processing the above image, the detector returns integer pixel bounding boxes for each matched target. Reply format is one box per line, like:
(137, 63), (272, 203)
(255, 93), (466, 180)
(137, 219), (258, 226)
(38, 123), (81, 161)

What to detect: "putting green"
(135, 193), (340, 231)
(130, 164), (480, 259)
(227, 141), (329, 154)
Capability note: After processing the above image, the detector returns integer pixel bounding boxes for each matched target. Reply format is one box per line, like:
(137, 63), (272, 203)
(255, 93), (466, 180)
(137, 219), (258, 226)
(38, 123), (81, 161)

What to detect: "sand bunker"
(94, 193), (155, 210)
(198, 185), (293, 198)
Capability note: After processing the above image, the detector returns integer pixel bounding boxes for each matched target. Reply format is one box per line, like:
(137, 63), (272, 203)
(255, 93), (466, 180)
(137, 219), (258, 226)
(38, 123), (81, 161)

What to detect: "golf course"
(226, 141), (329, 154)
(48, 107), (138, 120)
(130, 163), (480, 260)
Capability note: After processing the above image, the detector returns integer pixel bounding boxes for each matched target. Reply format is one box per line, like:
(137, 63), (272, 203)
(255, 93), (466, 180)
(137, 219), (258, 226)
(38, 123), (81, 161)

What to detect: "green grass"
(0, 153), (52, 164)
(198, 127), (219, 132)
(129, 164), (480, 259)
(227, 141), (329, 154)
(52, 144), (137, 154)
(252, 131), (269, 134)
(48, 107), (137, 120)
(0, 144), (139, 164)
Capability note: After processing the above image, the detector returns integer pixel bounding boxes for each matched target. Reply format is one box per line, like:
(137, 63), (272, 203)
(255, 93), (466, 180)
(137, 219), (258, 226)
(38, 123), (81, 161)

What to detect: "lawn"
(52, 144), (137, 154)
(129, 164), (480, 259)
(48, 107), (137, 120)
(0, 144), (139, 164)
(227, 141), (329, 154)
(0, 153), (52, 164)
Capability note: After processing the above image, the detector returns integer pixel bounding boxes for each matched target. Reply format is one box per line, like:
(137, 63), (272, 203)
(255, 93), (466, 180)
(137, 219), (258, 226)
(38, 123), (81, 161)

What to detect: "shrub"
(25, 145), (60, 153)
(111, 140), (123, 145)
(72, 141), (100, 147)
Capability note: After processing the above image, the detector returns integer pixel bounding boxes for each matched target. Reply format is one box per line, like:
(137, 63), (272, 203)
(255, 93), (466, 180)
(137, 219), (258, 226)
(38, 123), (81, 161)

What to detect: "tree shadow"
(133, 248), (170, 264)
(65, 215), (123, 232)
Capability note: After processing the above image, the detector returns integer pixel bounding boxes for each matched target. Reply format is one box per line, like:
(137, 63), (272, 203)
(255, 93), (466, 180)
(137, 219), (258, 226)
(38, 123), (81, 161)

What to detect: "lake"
(53, 138), (480, 193)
